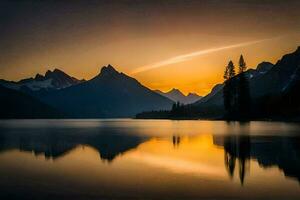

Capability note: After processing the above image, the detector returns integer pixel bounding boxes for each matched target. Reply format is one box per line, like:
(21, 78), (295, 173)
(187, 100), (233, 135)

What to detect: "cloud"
(131, 37), (280, 74)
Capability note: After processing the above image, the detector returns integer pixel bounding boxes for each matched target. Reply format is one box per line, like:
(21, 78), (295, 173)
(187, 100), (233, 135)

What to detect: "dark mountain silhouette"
(191, 47), (300, 118)
(256, 61), (274, 73)
(0, 68), (84, 92)
(38, 65), (173, 118)
(0, 125), (147, 161)
(0, 85), (62, 119)
(187, 92), (202, 102)
(155, 88), (202, 104)
(136, 47), (300, 120)
(2, 47), (299, 119)
(193, 61), (275, 108)
(195, 62), (274, 107)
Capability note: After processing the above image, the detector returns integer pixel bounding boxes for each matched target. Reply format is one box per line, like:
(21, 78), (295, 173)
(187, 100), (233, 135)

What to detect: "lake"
(0, 119), (299, 200)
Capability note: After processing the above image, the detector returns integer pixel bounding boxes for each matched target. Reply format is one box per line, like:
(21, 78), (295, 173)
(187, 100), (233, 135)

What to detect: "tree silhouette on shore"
(223, 55), (251, 119)
(237, 55), (251, 118)
(223, 60), (237, 117)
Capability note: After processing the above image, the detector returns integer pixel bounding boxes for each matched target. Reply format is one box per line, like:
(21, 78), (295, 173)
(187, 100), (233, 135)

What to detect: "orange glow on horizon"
(1, 0), (300, 96)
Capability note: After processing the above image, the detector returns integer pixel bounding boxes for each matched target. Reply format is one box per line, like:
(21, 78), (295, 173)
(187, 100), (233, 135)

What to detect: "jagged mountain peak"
(155, 88), (202, 104)
(40, 65), (173, 118)
(187, 92), (200, 97)
(168, 88), (184, 95)
(170, 88), (180, 92)
(44, 68), (67, 78)
(100, 64), (119, 76)
(0, 68), (84, 91)
(53, 68), (64, 73)
(35, 73), (44, 81)
(45, 70), (52, 77)
(256, 62), (274, 73)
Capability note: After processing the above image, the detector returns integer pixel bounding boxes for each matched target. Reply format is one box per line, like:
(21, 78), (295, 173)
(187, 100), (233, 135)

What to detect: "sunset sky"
(1, 0), (300, 95)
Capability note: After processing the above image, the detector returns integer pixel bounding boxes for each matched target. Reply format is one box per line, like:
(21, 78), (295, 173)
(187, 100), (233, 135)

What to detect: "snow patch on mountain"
(0, 68), (84, 91)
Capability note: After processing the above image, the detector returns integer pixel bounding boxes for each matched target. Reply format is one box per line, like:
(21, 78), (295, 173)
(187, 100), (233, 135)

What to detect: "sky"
(1, 0), (300, 95)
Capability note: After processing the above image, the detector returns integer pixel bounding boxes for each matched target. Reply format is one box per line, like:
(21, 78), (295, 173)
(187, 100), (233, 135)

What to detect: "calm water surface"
(0, 119), (299, 200)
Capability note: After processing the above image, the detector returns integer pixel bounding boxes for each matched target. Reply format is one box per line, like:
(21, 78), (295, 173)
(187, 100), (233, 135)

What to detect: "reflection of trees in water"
(1, 125), (300, 184)
(214, 133), (300, 185)
(224, 151), (235, 178)
(172, 135), (181, 148)
(224, 135), (250, 185)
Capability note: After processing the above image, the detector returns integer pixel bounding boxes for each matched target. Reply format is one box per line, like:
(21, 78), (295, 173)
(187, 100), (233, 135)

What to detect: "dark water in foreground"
(0, 119), (299, 200)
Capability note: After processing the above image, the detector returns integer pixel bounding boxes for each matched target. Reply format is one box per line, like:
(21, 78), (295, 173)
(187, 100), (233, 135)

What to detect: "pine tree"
(224, 60), (235, 80)
(237, 55), (251, 119)
(228, 60), (236, 78)
(223, 60), (236, 117)
(238, 55), (247, 73)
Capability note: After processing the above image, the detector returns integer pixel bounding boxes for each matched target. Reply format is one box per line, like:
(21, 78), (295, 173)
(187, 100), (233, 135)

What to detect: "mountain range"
(38, 65), (173, 118)
(0, 68), (84, 92)
(0, 65), (173, 118)
(194, 61), (274, 108)
(1, 47), (300, 119)
(191, 46), (300, 118)
(155, 88), (202, 104)
(136, 46), (300, 120)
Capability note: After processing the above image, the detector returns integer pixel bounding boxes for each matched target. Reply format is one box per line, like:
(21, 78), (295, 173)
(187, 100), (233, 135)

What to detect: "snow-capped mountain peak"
(0, 68), (84, 91)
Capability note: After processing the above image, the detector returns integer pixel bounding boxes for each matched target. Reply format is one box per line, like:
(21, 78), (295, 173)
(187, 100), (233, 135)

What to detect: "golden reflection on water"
(125, 135), (226, 178)
(0, 132), (299, 199)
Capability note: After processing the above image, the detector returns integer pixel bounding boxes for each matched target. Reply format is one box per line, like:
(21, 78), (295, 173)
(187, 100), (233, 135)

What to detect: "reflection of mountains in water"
(213, 135), (300, 184)
(1, 126), (299, 184)
(0, 128), (147, 162)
